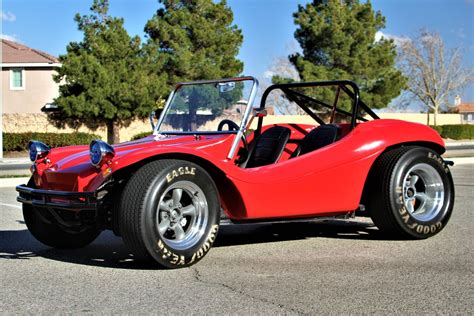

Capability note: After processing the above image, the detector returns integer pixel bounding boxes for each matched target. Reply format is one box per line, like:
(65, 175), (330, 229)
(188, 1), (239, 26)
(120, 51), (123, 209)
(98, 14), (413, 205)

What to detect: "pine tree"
(52, 0), (167, 143)
(144, 0), (243, 84)
(284, 0), (406, 110)
(144, 0), (244, 130)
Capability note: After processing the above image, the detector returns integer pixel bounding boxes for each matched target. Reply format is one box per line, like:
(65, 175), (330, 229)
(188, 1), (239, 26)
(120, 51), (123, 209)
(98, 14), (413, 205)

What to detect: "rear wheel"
(119, 160), (220, 268)
(367, 147), (454, 239)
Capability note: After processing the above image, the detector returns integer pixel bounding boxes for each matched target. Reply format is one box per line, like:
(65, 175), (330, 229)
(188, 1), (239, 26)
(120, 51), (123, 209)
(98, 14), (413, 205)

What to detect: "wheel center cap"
(407, 188), (415, 197)
(171, 210), (179, 219)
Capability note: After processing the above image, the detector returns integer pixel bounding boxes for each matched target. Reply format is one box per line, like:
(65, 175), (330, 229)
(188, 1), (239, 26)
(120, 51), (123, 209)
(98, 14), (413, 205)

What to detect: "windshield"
(156, 78), (257, 134)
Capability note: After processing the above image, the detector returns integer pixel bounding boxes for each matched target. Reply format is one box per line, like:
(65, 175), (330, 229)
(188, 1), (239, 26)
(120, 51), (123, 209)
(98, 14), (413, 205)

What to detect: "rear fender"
(352, 120), (445, 154)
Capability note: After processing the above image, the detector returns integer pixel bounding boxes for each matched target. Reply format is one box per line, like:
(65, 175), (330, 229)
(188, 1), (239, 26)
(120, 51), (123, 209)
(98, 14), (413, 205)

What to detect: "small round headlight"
(89, 140), (115, 167)
(28, 141), (50, 162)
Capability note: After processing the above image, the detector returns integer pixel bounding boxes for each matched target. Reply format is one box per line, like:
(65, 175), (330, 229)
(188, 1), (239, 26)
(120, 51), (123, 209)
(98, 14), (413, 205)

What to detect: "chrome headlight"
(89, 140), (115, 167)
(28, 141), (50, 162)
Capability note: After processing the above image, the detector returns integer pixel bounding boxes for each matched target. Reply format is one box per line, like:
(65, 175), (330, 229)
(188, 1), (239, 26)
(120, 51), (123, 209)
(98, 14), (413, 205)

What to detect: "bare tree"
(398, 30), (473, 125)
(261, 56), (304, 115)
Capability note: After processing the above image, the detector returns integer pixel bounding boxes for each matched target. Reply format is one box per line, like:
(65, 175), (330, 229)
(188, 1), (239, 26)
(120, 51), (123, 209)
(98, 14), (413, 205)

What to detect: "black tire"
(23, 179), (101, 249)
(367, 146), (454, 239)
(119, 159), (220, 268)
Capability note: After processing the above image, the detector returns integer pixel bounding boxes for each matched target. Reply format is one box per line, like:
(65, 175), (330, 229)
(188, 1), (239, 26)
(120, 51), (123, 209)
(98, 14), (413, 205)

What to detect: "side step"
(219, 209), (357, 226)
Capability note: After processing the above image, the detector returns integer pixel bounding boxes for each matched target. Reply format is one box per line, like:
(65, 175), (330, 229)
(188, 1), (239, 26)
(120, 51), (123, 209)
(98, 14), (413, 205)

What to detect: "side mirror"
(149, 108), (164, 130)
(216, 82), (236, 93)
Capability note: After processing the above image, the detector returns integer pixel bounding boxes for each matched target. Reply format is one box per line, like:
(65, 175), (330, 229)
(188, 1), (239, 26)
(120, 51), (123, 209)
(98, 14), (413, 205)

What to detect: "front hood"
(34, 134), (234, 192)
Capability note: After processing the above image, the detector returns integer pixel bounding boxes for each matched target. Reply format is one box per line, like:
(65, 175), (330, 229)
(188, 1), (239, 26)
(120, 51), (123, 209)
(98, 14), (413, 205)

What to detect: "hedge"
(3, 132), (101, 152)
(131, 132), (153, 140)
(430, 124), (474, 140)
(429, 125), (443, 135)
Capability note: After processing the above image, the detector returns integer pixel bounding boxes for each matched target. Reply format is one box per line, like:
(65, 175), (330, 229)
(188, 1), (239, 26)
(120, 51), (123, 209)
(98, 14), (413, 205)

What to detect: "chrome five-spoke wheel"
(157, 181), (209, 250)
(402, 163), (445, 222)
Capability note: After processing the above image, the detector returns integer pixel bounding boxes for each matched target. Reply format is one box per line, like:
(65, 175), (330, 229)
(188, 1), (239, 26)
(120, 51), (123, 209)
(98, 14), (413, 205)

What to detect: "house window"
(10, 68), (25, 90)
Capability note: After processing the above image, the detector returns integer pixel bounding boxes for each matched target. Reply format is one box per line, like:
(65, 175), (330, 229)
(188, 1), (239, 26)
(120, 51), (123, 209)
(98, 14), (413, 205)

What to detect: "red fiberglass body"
(31, 118), (444, 222)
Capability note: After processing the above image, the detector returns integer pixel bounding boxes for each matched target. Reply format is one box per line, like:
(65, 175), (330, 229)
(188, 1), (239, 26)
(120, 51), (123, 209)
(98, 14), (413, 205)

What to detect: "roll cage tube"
(227, 78), (259, 159)
(257, 80), (379, 135)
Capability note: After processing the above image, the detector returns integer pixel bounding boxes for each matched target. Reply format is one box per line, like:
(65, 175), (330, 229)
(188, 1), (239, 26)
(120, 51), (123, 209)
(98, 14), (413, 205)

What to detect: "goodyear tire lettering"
(397, 203), (443, 235)
(399, 206), (407, 215)
(156, 224), (218, 266)
(407, 222), (417, 230)
(188, 224), (218, 265)
(157, 240), (185, 266)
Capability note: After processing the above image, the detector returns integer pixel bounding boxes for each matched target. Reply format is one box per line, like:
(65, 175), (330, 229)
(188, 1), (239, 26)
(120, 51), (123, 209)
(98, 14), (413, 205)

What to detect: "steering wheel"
(217, 119), (249, 164)
(217, 119), (240, 131)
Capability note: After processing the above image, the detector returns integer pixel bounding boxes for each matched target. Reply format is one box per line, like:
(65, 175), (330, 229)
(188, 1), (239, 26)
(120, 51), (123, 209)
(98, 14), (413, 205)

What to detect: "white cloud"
(1, 10), (16, 22)
(375, 31), (410, 46)
(0, 34), (20, 42)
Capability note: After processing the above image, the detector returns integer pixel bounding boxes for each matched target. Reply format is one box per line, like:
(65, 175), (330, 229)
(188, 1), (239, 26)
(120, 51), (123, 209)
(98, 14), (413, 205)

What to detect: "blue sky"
(2, 0), (473, 106)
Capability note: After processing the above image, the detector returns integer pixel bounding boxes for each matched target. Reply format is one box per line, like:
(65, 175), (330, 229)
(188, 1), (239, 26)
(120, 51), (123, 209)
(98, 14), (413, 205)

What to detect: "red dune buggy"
(17, 77), (454, 268)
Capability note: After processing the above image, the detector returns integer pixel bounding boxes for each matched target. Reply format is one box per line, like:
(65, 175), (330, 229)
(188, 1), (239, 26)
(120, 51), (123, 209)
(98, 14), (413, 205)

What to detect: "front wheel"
(22, 178), (101, 249)
(368, 147), (454, 239)
(119, 160), (220, 268)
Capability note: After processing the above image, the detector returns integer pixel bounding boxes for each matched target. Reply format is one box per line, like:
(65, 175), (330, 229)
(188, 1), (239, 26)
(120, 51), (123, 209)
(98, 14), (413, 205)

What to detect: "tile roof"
(2, 39), (59, 64)
(457, 103), (474, 113)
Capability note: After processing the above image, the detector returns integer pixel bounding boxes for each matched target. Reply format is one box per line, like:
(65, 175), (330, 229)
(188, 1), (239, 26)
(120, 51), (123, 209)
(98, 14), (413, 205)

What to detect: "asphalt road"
(0, 165), (473, 314)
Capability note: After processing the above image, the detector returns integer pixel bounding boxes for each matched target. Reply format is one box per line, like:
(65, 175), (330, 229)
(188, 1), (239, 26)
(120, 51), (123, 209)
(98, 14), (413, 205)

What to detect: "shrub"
(131, 131), (153, 140)
(430, 124), (474, 140)
(3, 132), (101, 152)
(429, 125), (443, 135)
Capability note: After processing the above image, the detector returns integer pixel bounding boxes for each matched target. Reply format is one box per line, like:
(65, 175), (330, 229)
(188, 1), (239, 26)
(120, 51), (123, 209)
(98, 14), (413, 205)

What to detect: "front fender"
(109, 135), (234, 175)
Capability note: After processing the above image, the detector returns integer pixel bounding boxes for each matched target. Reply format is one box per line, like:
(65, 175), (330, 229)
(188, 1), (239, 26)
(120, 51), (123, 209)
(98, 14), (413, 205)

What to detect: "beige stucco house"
(0, 39), (151, 141)
(454, 95), (474, 125)
(1, 39), (61, 113)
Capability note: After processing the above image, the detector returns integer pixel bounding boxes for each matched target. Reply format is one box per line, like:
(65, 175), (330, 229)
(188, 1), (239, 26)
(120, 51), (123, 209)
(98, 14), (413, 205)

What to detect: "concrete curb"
(0, 177), (29, 188)
(447, 157), (474, 165)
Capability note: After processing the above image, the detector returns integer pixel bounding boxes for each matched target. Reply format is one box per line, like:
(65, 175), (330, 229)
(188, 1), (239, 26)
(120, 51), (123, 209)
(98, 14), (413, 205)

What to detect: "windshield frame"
(153, 76), (259, 159)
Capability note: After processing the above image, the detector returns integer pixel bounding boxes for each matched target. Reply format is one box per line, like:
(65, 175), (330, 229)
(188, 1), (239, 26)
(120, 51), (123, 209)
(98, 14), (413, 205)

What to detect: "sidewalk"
(0, 177), (29, 188)
(0, 157), (30, 164)
(0, 157), (31, 177)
